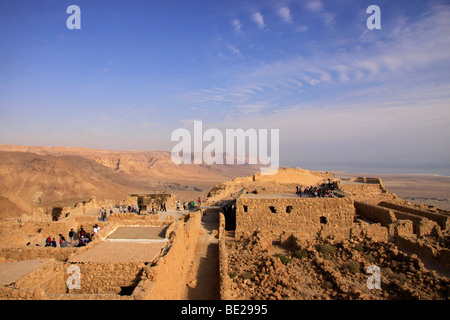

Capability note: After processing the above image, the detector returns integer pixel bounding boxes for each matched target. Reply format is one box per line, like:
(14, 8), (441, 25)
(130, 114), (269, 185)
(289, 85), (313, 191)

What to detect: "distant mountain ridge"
(0, 145), (259, 219)
(0, 145), (259, 182)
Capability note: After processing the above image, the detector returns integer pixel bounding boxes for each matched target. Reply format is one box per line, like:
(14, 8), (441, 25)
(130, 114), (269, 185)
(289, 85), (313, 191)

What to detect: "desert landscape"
(0, 145), (448, 301)
(1, 2), (449, 315)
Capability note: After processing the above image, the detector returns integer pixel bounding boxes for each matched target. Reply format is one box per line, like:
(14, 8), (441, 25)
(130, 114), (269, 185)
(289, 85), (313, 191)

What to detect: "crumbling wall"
(378, 201), (448, 230)
(234, 197), (355, 240)
(0, 247), (77, 263)
(0, 259), (65, 299)
(395, 235), (450, 269)
(132, 211), (202, 300)
(354, 201), (397, 226)
(355, 201), (442, 237)
(350, 223), (389, 242)
(339, 183), (384, 198)
(14, 259), (66, 295)
(122, 193), (177, 211)
(65, 262), (144, 295)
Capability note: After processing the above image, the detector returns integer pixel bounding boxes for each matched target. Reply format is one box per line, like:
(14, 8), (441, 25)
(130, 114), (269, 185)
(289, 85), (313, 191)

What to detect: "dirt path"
(185, 209), (221, 300)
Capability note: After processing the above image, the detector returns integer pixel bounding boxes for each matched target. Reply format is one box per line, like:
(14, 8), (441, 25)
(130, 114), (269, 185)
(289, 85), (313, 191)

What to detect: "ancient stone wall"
(66, 262), (144, 295)
(133, 211), (202, 299)
(14, 259), (66, 295)
(354, 201), (441, 237)
(218, 212), (233, 300)
(378, 201), (448, 230)
(395, 235), (450, 269)
(122, 193), (177, 211)
(234, 197), (355, 240)
(354, 201), (397, 226)
(0, 247), (77, 263)
(339, 183), (384, 199)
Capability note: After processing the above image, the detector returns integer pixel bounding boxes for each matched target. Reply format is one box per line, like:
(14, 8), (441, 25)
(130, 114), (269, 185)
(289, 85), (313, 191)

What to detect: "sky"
(0, 0), (449, 174)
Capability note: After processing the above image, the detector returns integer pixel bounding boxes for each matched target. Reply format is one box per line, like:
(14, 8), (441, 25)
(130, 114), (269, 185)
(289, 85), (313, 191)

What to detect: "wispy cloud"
(226, 44), (242, 57)
(236, 104), (268, 114)
(181, 4), (450, 116)
(278, 7), (293, 24)
(252, 12), (265, 29)
(304, 0), (323, 13)
(231, 19), (242, 34)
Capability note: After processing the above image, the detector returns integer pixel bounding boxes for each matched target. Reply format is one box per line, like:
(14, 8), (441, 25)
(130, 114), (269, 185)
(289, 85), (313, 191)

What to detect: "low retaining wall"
(0, 247), (78, 263)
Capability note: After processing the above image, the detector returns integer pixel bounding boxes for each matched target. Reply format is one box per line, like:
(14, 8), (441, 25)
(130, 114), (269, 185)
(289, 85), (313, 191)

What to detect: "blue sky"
(0, 0), (449, 174)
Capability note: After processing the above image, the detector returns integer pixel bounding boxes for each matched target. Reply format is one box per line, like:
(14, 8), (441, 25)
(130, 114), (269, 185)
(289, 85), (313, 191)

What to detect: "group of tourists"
(119, 204), (140, 214)
(43, 224), (100, 248)
(99, 207), (111, 221)
(176, 198), (201, 211)
(296, 183), (335, 198)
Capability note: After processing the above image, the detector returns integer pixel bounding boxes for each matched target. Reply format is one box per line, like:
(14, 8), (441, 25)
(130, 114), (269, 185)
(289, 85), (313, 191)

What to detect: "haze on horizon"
(0, 0), (449, 175)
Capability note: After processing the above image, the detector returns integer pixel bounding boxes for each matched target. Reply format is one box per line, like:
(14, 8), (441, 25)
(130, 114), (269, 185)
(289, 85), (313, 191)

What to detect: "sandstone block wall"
(235, 197), (355, 240)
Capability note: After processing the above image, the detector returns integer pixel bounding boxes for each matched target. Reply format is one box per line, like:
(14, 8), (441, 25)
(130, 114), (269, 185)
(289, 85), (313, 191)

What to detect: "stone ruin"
(1, 168), (449, 300)
(122, 193), (177, 212)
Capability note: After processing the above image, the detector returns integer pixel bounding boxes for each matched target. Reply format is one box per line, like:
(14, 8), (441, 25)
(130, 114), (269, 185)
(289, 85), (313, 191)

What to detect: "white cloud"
(252, 12), (265, 29)
(226, 44), (242, 56)
(236, 104), (268, 114)
(296, 25), (309, 33)
(232, 19), (242, 34)
(304, 0), (323, 13)
(278, 7), (293, 24)
(320, 11), (336, 27)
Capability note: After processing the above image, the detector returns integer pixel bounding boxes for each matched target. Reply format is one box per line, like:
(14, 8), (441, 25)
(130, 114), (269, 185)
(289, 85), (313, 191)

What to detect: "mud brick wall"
(234, 197), (355, 239)
(133, 211), (202, 300)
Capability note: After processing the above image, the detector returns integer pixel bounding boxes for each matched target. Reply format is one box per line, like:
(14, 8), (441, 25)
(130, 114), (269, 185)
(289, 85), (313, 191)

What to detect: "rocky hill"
(0, 145), (259, 219)
(0, 145), (258, 184)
